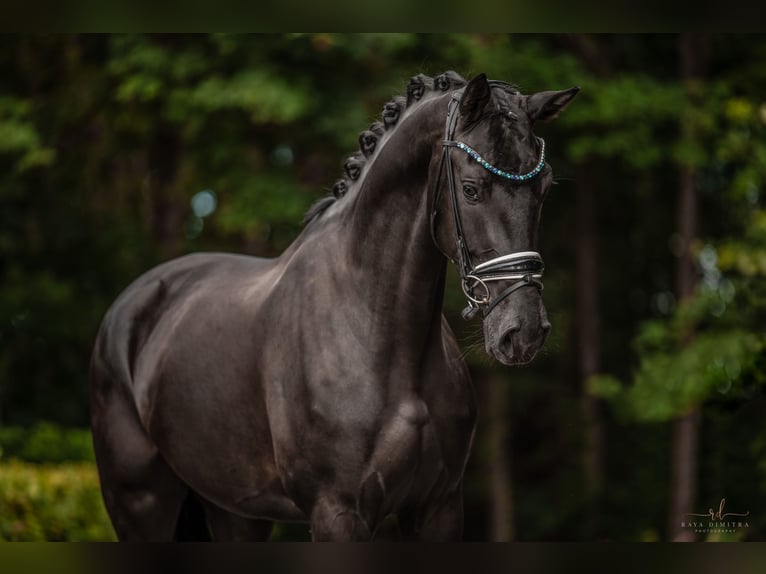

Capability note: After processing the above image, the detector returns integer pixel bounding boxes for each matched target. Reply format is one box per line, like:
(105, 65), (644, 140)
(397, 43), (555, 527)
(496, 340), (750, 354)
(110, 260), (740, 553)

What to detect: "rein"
(431, 86), (545, 321)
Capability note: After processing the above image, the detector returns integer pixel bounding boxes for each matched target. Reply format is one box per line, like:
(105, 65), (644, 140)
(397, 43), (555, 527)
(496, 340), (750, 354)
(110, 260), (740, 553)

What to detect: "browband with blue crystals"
(444, 137), (546, 182)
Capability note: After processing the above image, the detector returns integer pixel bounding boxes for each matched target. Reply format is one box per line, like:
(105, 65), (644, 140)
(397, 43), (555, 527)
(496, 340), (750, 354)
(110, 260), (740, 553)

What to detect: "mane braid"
(302, 71), (467, 227)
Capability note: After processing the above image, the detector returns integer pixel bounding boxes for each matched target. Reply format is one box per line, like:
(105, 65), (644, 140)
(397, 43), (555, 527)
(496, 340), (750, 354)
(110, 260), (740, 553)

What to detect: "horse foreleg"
(399, 486), (464, 542)
(199, 499), (273, 541)
(309, 497), (372, 541)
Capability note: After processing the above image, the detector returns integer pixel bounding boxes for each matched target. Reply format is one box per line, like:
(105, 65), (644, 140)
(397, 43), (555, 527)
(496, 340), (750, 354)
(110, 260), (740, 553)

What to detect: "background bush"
(0, 459), (115, 541)
(0, 423), (94, 464)
(0, 424), (111, 541)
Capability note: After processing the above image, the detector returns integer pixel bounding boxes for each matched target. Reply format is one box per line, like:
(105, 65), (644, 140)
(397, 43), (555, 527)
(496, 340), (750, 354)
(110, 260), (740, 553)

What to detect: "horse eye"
(462, 184), (480, 201)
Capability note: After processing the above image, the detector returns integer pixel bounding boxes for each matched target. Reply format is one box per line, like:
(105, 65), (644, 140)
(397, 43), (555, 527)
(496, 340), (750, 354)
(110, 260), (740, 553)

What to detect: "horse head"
(430, 73), (579, 365)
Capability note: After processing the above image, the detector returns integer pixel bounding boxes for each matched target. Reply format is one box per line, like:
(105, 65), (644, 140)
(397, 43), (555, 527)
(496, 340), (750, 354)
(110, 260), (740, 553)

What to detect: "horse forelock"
(302, 71), (468, 227)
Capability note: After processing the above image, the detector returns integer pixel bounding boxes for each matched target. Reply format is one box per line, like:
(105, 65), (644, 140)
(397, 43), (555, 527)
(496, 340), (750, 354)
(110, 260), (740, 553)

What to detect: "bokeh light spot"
(271, 144), (294, 166)
(191, 189), (217, 218)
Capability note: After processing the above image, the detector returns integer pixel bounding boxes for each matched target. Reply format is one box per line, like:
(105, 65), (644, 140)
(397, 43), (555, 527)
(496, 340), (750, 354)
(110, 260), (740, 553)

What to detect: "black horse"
(89, 72), (578, 541)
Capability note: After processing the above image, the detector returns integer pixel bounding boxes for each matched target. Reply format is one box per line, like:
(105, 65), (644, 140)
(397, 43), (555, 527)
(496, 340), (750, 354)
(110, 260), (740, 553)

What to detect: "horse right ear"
(527, 86), (580, 122)
(459, 73), (491, 125)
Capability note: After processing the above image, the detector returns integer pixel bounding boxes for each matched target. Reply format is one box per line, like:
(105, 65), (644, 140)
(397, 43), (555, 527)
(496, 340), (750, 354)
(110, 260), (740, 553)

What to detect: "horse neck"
(339, 94), (450, 356)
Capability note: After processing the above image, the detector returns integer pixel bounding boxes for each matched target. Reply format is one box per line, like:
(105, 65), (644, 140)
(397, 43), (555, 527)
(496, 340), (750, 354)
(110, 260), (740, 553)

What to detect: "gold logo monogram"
(685, 498), (749, 522)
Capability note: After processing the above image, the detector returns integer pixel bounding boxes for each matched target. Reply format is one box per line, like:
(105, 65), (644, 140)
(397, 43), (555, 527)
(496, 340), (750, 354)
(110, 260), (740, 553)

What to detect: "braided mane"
(302, 71), (468, 226)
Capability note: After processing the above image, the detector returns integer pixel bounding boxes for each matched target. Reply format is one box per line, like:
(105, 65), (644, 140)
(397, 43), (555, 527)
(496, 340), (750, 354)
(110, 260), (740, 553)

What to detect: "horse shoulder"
(97, 253), (273, 421)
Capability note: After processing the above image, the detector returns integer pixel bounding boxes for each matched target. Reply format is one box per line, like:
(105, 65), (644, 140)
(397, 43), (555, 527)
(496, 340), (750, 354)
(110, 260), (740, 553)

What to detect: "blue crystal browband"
(450, 137), (546, 182)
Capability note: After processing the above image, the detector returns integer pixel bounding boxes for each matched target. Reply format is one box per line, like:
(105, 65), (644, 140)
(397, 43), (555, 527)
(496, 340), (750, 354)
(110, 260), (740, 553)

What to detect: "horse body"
(90, 72), (577, 540)
(91, 93), (476, 537)
(92, 247), (473, 537)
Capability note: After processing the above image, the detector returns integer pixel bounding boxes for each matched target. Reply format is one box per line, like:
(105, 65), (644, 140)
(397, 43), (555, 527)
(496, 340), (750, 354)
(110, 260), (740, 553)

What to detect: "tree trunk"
(667, 32), (709, 543)
(576, 160), (604, 511)
(561, 35), (607, 529)
(667, 163), (701, 542)
(668, 408), (701, 542)
(148, 123), (185, 260)
(486, 372), (514, 541)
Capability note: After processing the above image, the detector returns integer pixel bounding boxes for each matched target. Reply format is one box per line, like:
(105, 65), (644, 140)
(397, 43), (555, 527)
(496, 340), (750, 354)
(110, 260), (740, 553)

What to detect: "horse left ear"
(460, 73), (491, 125)
(527, 86), (580, 122)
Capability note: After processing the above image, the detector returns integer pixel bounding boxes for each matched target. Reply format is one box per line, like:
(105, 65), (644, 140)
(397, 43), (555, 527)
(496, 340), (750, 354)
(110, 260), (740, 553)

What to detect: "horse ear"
(526, 86), (580, 122)
(459, 73), (491, 125)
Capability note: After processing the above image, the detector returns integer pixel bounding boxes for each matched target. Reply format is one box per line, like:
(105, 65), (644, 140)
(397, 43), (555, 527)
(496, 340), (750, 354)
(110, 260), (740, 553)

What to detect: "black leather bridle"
(431, 86), (546, 321)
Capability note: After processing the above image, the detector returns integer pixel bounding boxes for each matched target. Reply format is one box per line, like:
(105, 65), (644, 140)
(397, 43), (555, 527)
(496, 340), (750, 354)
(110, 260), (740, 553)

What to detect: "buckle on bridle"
(461, 302), (481, 321)
(461, 275), (490, 306)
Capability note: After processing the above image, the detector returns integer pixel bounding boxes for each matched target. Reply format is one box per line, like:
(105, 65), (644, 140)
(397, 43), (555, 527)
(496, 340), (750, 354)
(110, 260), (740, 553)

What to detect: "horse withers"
(89, 72), (578, 541)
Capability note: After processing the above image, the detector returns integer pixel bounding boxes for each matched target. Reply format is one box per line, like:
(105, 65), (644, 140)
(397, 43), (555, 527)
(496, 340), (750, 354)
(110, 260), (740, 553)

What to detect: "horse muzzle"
(484, 294), (551, 366)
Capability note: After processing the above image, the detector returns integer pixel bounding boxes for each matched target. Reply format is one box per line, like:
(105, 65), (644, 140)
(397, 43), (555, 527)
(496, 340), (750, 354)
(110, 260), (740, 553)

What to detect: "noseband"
(431, 85), (545, 321)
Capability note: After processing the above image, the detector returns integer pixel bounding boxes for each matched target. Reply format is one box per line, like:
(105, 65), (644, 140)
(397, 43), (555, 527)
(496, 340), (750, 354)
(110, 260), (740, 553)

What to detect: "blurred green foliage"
(0, 34), (765, 541)
(0, 460), (115, 541)
(0, 423), (94, 463)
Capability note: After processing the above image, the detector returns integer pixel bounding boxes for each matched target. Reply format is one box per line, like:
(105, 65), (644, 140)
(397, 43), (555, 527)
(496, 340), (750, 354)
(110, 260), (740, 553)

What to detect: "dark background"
(0, 34), (764, 541)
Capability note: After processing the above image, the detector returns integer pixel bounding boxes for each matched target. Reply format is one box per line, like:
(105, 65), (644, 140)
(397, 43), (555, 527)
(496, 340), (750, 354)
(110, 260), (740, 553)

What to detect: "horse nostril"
(500, 321), (521, 350)
(500, 331), (514, 352)
(541, 321), (552, 336)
